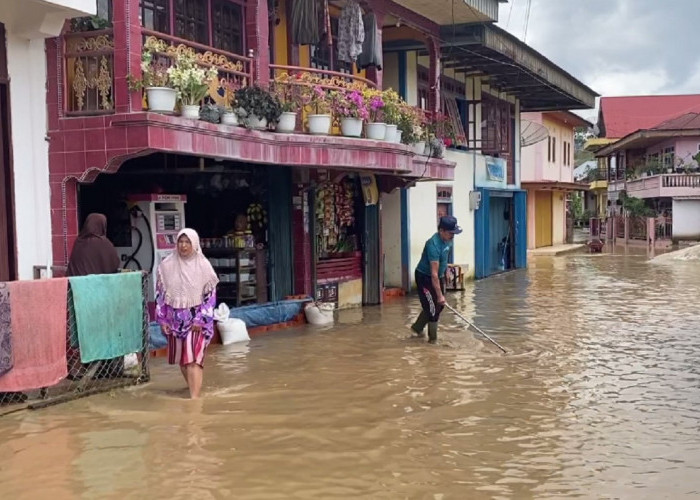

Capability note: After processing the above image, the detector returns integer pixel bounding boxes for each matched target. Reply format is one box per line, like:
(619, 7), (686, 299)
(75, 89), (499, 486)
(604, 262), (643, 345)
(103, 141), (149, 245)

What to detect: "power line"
(505, 0), (515, 29)
(523, 0), (532, 43)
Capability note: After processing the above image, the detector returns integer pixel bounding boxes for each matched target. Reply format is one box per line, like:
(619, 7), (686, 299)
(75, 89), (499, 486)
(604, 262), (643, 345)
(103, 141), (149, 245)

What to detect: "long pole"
(444, 304), (507, 354)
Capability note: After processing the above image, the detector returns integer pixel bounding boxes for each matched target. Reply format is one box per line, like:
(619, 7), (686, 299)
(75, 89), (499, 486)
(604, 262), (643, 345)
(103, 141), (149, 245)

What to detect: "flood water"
(2, 250), (700, 499)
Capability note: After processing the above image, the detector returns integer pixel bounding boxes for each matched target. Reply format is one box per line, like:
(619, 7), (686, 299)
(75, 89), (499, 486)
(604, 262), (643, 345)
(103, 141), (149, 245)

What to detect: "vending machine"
(115, 194), (187, 302)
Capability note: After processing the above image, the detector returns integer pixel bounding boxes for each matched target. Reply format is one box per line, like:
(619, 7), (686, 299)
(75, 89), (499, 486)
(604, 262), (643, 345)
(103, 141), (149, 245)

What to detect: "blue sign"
(486, 157), (506, 182)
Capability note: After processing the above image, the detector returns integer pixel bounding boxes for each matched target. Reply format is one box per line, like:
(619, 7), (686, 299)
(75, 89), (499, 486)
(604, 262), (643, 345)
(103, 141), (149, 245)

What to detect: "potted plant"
(300, 77), (332, 135)
(426, 113), (456, 158)
(271, 73), (300, 133)
(330, 89), (368, 138)
(363, 88), (386, 140)
(167, 52), (219, 119)
(382, 89), (401, 143)
(397, 104), (424, 152)
(128, 38), (176, 113)
(221, 80), (240, 126)
(234, 85), (283, 130)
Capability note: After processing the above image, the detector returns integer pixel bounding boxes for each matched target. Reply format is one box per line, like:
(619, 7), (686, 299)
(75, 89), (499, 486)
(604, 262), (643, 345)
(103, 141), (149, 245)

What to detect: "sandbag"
(218, 318), (250, 345)
(304, 302), (335, 326)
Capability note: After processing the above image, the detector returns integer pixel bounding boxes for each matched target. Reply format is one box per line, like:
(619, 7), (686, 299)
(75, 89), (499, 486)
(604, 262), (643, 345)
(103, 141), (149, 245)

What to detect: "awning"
(521, 180), (590, 191)
(439, 24), (598, 111)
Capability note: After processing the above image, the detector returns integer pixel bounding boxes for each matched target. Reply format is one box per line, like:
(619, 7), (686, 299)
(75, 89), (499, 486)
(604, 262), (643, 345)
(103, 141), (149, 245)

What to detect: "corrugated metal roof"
(599, 95), (700, 139)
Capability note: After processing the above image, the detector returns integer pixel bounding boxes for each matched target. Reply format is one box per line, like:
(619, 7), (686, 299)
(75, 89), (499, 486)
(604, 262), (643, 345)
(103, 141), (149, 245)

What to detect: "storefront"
(77, 153), (294, 312)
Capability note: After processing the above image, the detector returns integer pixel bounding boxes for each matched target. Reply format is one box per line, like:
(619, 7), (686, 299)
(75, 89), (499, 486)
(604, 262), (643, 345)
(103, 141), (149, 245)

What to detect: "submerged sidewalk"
(528, 243), (586, 256)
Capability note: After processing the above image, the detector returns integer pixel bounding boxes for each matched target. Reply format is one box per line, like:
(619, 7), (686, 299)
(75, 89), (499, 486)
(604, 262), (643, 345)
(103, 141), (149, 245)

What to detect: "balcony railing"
(142, 30), (254, 108)
(662, 173), (700, 189)
(270, 64), (377, 91)
(627, 173), (700, 198)
(64, 29), (115, 115)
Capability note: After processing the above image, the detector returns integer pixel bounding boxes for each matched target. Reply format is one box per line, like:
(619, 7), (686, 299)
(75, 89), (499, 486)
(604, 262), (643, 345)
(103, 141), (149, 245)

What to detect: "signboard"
(486, 156), (506, 182)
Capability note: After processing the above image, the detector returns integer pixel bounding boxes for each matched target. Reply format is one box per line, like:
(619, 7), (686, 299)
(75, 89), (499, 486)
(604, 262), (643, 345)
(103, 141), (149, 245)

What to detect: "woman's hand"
(162, 325), (171, 335)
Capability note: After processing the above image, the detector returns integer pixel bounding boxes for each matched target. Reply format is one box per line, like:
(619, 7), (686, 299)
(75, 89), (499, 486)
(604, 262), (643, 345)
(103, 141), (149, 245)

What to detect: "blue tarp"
(148, 299), (311, 350)
(228, 299), (311, 328)
(149, 323), (168, 350)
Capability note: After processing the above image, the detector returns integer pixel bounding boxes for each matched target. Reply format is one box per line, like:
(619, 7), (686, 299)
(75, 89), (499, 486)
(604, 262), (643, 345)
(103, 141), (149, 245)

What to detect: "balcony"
(626, 174), (700, 199)
(586, 168), (608, 191)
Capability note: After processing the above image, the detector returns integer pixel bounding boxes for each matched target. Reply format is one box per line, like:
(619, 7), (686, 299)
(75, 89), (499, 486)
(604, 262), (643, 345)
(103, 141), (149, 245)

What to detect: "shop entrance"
(78, 153), (293, 309)
(0, 23), (15, 281)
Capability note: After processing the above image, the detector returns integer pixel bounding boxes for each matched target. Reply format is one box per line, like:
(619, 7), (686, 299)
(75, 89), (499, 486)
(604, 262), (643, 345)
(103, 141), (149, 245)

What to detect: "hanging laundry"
(0, 283), (11, 377)
(358, 12), (383, 70)
(0, 279), (69, 392)
(291, 0), (320, 46)
(323, 0), (333, 48)
(337, 0), (364, 63)
(69, 272), (144, 364)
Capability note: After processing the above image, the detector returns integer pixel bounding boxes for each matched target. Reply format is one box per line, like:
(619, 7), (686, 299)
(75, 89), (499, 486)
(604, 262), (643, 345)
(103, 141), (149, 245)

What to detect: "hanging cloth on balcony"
(337, 0), (365, 63)
(358, 12), (382, 70)
(291, 0), (320, 45)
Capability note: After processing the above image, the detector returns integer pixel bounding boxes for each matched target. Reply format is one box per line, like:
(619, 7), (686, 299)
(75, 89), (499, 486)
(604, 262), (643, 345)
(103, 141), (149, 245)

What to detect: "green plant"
(397, 104), (423, 145)
(270, 73), (300, 113)
(381, 89), (401, 125)
(128, 38), (171, 91)
(167, 52), (218, 106)
(234, 85), (283, 124)
(70, 15), (111, 32)
(200, 103), (223, 124)
(621, 194), (654, 217)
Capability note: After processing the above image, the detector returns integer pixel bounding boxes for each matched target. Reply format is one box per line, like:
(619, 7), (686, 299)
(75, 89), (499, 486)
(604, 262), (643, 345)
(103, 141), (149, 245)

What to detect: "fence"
(0, 273), (150, 416)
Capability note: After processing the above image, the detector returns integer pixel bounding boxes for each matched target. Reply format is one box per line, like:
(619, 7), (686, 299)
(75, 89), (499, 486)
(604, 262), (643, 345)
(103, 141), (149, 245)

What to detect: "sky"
(496, 0), (700, 120)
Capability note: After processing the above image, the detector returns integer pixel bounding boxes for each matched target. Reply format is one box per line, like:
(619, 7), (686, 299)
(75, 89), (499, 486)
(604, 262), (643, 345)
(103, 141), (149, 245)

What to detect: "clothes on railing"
(337, 0), (364, 63)
(291, 0), (320, 45)
(358, 13), (382, 70)
(0, 279), (69, 392)
(0, 283), (11, 377)
(69, 273), (144, 364)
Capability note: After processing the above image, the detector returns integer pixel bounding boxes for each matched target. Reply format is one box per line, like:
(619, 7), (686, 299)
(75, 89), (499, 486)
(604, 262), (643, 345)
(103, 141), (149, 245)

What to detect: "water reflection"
(0, 253), (699, 498)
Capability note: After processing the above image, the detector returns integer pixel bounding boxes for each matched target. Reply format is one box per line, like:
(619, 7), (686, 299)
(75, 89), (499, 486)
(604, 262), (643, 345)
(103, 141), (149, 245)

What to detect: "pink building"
(521, 111), (592, 249)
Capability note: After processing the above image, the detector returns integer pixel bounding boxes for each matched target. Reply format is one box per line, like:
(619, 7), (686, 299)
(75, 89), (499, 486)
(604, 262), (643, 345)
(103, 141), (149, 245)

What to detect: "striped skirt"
(167, 331), (209, 367)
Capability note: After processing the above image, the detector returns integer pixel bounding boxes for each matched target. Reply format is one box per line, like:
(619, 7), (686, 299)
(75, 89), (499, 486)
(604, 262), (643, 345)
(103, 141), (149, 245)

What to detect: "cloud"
(497, 0), (700, 98)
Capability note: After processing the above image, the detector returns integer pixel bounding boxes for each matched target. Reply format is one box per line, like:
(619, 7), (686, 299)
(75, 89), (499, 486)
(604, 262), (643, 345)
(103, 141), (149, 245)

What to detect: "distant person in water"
(156, 228), (218, 399)
(410, 216), (462, 343)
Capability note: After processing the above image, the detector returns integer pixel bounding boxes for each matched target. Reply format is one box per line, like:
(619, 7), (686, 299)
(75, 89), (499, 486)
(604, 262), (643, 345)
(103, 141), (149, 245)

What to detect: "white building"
(0, 0), (96, 280)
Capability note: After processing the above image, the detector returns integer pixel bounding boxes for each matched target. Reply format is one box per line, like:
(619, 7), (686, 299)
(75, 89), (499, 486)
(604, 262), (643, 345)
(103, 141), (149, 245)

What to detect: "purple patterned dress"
(155, 279), (216, 366)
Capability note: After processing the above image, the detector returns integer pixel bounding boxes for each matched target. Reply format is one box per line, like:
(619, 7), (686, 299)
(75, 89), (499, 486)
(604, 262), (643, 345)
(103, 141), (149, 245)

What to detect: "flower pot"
(366, 122), (387, 140)
(245, 115), (268, 130)
(340, 117), (363, 137)
(394, 130), (403, 144)
(182, 104), (200, 119)
(424, 143), (431, 156)
(276, 112), (297, 133)
(308, 114), (332, 135)
(221, 112), (239, 126)
(384, 124), (398, 142)
(146, 87), (177, 113)
(412, 141), (426, 155)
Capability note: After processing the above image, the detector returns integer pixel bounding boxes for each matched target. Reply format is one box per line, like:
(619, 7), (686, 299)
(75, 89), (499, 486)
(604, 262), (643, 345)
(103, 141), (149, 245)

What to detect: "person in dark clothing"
(410, 216), (462, 343)
(67, 213), (121, 379)
(67, 213), (120, 277)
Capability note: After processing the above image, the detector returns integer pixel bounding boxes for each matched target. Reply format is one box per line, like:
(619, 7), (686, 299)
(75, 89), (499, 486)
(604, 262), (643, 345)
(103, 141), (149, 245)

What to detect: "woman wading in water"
(156, 229), (218, 399)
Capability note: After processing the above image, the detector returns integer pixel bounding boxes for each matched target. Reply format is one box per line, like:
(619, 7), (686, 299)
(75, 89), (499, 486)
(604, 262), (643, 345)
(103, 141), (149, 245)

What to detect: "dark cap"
(438, 215), (463, 234)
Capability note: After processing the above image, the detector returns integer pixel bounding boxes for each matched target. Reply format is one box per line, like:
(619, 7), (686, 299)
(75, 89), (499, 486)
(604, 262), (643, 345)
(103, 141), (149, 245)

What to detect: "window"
(97, 0), (112, 21)
(212, 0), (244, 54)
(140, 0), (170, 33)
(663, 146), (675, 168)
(481, 93), (514, 183)
(547, 137), (551, 162)
(552, 137), (556, 163)
(175, 0), (209, 44)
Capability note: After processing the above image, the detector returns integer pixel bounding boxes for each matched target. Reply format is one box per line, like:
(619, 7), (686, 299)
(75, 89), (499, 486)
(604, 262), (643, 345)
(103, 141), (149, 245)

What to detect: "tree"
(574, 126), (594, 152)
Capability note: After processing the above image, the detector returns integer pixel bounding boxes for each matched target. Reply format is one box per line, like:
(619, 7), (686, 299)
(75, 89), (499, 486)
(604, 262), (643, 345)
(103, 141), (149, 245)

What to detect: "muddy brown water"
(1, 251), (700, 499)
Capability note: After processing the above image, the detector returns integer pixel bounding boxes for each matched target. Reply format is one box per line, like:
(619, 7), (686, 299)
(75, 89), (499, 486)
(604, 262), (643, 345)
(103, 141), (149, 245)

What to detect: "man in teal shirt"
(411, 215), (462, 343)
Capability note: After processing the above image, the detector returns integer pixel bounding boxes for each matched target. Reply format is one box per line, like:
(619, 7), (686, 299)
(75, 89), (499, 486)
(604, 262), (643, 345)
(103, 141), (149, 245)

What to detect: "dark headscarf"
(67, 213), (121, 277)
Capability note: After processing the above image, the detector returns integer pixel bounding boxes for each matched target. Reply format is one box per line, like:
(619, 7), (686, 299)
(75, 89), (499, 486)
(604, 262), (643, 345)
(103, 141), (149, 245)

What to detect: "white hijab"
(158, 228), (219, 309)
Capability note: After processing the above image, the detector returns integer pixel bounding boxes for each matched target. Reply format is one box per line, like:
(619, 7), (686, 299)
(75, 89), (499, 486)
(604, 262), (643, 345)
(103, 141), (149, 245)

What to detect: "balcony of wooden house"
(47, 0), (455, 193)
